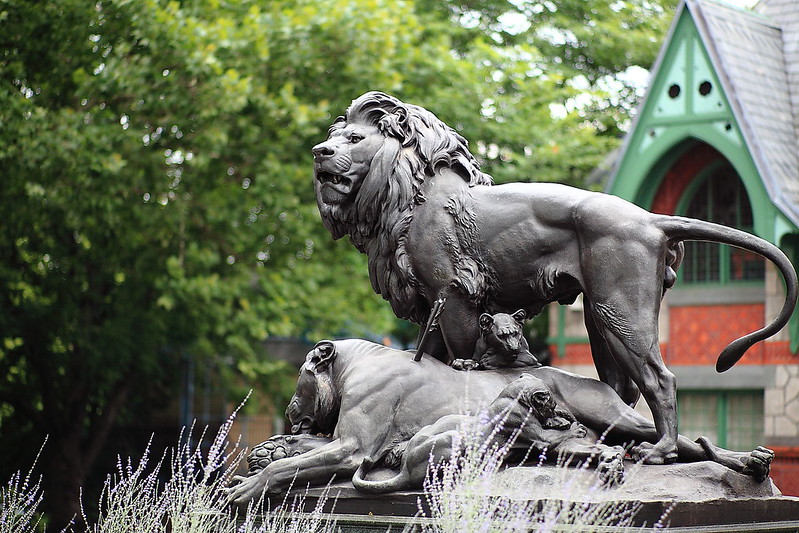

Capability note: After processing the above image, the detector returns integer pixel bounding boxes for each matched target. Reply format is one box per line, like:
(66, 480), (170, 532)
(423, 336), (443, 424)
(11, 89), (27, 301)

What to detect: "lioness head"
(285, 340), (341, 436)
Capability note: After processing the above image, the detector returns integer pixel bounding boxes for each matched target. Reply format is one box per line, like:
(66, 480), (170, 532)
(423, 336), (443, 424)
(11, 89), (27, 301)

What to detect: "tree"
(0, 0), (675, 527)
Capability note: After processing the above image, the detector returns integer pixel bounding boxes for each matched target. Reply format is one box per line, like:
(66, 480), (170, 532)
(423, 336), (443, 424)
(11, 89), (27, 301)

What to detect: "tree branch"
(84, 376), (134, 471)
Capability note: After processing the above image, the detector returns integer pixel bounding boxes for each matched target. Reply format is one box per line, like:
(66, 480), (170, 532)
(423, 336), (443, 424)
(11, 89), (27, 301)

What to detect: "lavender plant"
(0, 440), (45, 533)
(413, 411), (670, 532)
(76, 398), (337, 533)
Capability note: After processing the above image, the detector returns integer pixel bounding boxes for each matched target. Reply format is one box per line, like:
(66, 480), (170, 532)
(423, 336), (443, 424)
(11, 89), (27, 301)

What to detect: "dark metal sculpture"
(351, 373), (626, 493)
(312, 91), (799, 465)
(469, 310), (541, 370)
(227, 340), (773, 504)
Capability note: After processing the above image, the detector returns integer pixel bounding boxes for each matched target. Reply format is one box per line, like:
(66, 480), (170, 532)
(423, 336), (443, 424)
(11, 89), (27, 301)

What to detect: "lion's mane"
(317, 92), (493, 323)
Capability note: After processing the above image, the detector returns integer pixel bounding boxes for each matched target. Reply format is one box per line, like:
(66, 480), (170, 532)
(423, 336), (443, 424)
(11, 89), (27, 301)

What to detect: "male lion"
(312, 91), (798, 464)
(226, 339), (772, 504)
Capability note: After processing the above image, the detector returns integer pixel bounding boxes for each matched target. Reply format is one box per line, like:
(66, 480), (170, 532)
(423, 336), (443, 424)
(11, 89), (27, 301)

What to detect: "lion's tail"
(351, 456), (410, 494)
(656, 215), (798, 372)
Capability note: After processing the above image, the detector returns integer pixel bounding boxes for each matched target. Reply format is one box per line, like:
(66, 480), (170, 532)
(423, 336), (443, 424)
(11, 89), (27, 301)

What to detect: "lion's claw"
(451, 358), (480, 371)
(741, 446), (774, 483)
(226, 471), (275, 506)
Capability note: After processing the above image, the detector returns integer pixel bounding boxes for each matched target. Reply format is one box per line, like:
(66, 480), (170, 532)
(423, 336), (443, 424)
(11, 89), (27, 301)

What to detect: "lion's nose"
(312, 143), (335, 159)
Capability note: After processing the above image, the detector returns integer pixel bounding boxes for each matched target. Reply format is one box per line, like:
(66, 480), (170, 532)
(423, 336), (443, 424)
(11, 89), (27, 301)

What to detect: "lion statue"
(312, 91), (798, 464)
(352, 374), (626, 494)
(226, 339), (773, 504)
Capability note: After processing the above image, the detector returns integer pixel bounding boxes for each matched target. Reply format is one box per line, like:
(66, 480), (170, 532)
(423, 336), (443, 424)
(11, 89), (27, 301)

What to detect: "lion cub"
(453, 310), (542, 370)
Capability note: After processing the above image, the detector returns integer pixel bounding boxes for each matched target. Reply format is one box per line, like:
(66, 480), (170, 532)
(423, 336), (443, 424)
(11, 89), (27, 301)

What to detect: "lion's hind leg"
(579, 236), (678, 465)
(583, 306), (640, 407)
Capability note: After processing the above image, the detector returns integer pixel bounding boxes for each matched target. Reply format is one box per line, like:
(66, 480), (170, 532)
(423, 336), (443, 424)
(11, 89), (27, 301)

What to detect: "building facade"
(549, 0), (799, 494)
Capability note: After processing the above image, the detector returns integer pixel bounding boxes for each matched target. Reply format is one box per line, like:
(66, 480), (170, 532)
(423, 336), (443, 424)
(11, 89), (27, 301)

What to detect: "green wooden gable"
(607, 0), (799, 352)
(608, 4), (787, 244)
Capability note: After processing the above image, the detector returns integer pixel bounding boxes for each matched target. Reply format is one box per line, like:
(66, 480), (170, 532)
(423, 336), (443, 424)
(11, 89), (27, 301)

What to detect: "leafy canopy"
(0, 0), (675, 526)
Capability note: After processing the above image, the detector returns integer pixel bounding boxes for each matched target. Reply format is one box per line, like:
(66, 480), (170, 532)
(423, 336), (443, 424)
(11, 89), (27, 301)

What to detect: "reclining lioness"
(227, 339), (773, 504)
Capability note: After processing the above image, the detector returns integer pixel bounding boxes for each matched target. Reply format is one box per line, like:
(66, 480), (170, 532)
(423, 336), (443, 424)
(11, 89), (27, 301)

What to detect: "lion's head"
(312, 92), (493, 322)
(313, 92), (491, 244)
(285, 340), (341, 436)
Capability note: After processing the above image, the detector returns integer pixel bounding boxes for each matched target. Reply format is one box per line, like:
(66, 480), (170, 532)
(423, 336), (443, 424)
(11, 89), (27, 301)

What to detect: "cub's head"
(505, 374), (558, 421)
(479, 309), (527, 353)
(508, 374), (557, 423)
(285, 340), (341, 436)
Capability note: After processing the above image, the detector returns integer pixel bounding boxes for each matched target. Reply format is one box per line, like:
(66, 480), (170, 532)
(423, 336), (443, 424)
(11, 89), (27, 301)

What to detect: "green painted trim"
(780, 235), (799, 354)
(549, 306), (590, 359)
(632, 141), (693, 209)
(609, 7), (781, 243)
(717, 393), (728, 449)
(545, 336), (590, 346)
(647, 112), (731, 126)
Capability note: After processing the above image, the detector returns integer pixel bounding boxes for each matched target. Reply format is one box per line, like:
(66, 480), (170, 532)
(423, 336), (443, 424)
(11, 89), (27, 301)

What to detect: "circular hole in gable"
(668, 84), (681, 98)
(699, 81), (712, 95)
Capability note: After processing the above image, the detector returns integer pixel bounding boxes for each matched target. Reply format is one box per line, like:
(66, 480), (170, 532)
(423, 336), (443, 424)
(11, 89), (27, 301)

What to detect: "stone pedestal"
(277, 461), (799, 531)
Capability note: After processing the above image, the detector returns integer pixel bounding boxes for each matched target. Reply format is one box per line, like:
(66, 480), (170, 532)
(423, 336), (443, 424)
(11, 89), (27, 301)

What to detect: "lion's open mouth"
(290, 418), (316, 435)
(316, 170), (347, 186)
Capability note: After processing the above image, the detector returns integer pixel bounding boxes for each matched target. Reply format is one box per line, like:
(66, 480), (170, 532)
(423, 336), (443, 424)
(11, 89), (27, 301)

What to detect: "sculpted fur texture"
(226, 340), (774, 504)
(312, 91), (798, 464)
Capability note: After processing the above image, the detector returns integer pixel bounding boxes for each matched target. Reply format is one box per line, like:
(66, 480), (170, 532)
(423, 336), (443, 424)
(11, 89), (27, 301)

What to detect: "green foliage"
(0, 0), (675, 526)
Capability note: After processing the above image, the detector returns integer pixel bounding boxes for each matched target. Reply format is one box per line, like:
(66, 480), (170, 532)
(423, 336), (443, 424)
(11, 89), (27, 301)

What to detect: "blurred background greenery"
(0, 0), (675, 527)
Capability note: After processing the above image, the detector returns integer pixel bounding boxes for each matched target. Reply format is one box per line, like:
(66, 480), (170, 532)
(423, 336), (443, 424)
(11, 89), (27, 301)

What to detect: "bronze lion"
(227, 340), (773, 504)
(312, 92), (798, 464)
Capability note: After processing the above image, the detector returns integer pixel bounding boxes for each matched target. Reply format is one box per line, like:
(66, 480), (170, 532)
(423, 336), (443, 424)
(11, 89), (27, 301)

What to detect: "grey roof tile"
(690, 0), (799, 227)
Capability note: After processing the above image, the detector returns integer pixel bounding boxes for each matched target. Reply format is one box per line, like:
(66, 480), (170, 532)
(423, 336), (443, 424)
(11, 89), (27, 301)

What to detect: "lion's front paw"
(451, 358), (480, 371)
(247, 434), (330, 475)
(741, 446), (774, 483)
(225, 473), (269, 506)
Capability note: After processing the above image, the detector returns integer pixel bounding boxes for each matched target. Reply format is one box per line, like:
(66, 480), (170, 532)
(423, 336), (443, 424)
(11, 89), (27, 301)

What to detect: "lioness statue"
(352, 374), (626, 494)
(312, 91), (798, 464)
(226, 340), (773, 504)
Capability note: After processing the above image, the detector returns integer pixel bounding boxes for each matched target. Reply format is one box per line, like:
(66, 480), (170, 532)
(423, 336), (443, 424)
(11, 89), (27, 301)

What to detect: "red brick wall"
(770, 447), (799, 496)
(650, 143), (723, 215)
(667, 304), (765, 365)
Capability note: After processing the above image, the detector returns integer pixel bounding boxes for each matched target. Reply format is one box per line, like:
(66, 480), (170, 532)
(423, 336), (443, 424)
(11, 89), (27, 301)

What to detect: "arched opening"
(646, 140), (765, 286)
(678, 161), (765, 284)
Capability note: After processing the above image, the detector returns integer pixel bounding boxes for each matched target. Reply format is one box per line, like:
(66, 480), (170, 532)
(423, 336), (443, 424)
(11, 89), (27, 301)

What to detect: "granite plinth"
(273, 461), (799, 531)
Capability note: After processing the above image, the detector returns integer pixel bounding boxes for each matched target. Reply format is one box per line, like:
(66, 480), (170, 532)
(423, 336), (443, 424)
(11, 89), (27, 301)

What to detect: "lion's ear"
(307, 340), (338, 374)
(479, 313), (494, 331)
(511, 309), (526, 323)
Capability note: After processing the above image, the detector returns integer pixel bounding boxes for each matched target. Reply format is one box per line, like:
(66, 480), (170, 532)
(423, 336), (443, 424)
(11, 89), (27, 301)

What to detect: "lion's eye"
(349, 134), (364, 144)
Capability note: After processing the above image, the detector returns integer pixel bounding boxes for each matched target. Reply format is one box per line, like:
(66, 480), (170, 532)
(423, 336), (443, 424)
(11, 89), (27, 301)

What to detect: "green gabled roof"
(608, 0), (799, 244)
